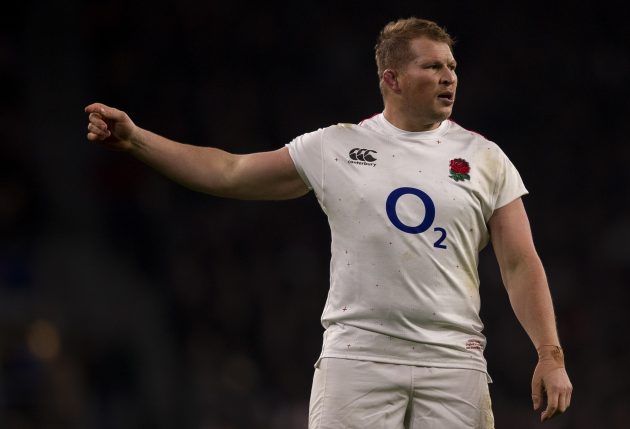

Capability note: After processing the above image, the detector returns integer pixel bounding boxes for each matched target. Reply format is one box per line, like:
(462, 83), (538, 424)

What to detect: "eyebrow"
(417, 58), (457, 66)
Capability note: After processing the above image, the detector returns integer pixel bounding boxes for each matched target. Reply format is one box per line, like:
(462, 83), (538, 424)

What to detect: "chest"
(322, 136), (490, 228)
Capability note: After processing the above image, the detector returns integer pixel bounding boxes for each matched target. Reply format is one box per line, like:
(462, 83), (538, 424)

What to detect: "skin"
(381, 37), (457, 132)
(85, 35), (572, 422)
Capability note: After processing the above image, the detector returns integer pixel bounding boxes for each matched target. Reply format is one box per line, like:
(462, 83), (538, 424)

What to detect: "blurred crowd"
(1, 1), (628, 428)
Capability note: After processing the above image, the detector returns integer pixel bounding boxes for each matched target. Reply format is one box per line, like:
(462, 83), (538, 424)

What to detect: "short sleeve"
(285, 129), (325, 193)
(493, 151), (529, 210)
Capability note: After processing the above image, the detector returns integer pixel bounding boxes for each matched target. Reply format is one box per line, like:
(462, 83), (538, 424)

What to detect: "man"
(85, 17), (572, 428)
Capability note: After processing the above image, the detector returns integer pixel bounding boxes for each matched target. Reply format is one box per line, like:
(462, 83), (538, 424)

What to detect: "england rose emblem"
(449, 158), (470, 182)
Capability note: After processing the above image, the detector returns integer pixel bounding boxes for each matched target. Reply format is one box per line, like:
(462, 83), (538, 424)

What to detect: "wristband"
(536, 345), (564, 364)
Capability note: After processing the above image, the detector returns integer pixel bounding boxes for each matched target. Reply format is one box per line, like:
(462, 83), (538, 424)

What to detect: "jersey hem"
(315, 353), (491, 382)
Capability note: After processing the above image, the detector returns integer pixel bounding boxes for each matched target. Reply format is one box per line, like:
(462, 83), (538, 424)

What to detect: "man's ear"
(382, 69), (401, 93)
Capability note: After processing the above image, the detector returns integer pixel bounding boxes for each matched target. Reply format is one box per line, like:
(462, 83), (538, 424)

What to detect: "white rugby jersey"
(286, 113), (528, 374)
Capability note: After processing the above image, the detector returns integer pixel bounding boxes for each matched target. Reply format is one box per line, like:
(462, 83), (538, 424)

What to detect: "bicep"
(488, 198), (539, 274)
(229, 147), (310, 200)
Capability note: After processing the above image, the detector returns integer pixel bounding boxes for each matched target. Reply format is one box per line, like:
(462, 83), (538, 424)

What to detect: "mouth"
(437, 91), (455, 104)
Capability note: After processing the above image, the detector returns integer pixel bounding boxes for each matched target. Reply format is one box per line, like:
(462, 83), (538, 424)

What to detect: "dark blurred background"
(1, 0), (628, 428)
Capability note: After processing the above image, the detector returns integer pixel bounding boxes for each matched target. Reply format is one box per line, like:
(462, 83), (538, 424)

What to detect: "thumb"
(84, 102), (110, 114)
(98, 105), (127, 122)
(84, 103), (126, 122)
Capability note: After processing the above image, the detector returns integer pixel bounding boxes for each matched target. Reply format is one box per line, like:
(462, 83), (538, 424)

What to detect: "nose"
(440, 68), (457, 85)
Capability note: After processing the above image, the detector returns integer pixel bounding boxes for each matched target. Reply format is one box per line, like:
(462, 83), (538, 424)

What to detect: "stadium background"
(1, 0), (628, 427)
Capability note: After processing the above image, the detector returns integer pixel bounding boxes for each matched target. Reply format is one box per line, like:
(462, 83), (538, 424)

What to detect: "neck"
(383, 106), (442, 132)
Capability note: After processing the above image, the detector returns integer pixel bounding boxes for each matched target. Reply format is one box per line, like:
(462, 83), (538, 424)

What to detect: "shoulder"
(296, 123), (359, 137)
(289, 124), (363, 153)
(446, 120), (508, 157)
(446, 120), (491, 143)
(292, 113), (391, 147)
(316, 122), (378, 140)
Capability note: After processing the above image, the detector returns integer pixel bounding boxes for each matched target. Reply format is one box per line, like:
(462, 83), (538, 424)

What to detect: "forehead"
(408, 37), (455, 62)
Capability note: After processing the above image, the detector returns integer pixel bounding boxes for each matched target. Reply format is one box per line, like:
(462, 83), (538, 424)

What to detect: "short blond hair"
(375, 17), (454, 79)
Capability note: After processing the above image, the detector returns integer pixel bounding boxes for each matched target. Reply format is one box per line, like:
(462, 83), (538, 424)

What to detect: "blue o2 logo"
(386, 187), (447, 249)
(386, 188), (435, 233)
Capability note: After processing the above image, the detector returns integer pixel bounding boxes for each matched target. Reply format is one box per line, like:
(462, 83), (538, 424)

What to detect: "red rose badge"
(449, 158), (470, 182)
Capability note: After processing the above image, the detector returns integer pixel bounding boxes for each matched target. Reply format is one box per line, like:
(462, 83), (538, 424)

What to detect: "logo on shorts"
(466, 339), (483, 350)
(348, 148), (377, 166)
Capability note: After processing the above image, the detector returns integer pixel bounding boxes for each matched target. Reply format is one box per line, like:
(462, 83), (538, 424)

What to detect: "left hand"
(531, 345), (573, 422)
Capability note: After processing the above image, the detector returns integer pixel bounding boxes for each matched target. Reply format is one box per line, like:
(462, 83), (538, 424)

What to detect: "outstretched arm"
(85, 103), (309, 200)
(488, 198), (573, 423)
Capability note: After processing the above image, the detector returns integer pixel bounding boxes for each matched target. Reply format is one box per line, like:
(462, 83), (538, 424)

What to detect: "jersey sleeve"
(285, 129), (325, 193)
(493, 150), (529, 210)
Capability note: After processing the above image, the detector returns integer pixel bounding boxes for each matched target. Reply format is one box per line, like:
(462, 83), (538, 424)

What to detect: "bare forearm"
(129, 127), (237, 196)
(503, 255), (560, 348)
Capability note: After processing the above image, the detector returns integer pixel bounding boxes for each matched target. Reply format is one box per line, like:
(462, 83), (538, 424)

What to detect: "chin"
(433, 111), (452, 122)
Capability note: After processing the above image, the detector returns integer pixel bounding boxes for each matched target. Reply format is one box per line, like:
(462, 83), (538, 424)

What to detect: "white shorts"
(309, 358), (494, 429)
